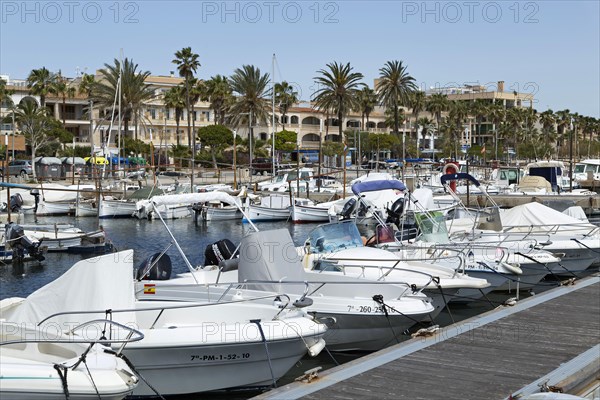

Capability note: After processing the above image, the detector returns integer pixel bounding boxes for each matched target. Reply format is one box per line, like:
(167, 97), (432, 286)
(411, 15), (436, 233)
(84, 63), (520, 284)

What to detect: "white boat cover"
(500, 202), (597, 234)
(238, 229), (306, 296)
(562, 206), (589, 221)
(137, 192), (240, 212)
(3, 250), (136, 329)
(409, 188), (435, 211)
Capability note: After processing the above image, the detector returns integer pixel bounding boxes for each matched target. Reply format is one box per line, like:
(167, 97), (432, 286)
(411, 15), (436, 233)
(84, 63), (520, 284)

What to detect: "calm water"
(0, 216), (320, 299)
(1, 214), (597, 399)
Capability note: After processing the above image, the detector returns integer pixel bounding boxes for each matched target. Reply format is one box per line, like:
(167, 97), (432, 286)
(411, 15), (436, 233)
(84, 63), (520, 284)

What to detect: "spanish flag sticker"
(144, 284), (156, 294)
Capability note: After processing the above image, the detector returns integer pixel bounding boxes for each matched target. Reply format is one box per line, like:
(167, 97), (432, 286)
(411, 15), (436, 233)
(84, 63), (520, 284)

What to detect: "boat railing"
(36, 293), (297, 332)
(311, 257), (438, 287)
(382, 244), (466, 272)
(134, 280), (293, 313)
(240, 278), (423, 300)
(1, 319), (144, 347)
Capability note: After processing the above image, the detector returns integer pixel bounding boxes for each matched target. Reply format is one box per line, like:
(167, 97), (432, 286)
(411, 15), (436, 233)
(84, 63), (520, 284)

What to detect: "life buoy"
(442, 162), (459, 193)
(442, 163), (459, 175)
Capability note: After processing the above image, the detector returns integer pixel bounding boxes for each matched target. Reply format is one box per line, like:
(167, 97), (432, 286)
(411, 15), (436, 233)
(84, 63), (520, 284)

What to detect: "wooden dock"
(255, 275), (600, 400)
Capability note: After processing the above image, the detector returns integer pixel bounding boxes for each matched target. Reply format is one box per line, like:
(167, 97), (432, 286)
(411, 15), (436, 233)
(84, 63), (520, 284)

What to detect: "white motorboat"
(439, 174), (600, 275)
(245, 194), (291, 222)
(30, 200), (74, 216)
(98, 197), (137, 218)
(3, 222), (106, 252)
(0, 250), (327, 396)
(290, 199), (331, 223)
(202, 203), (239, 220)
(0, 320), (139, 399)
(75, 200), (98, 217)
(135, 229), (434, 352)
(301, 221), (490, 314)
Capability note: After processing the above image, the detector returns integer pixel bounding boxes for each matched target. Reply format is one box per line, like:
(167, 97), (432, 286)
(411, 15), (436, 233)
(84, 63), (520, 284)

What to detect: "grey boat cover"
(238, 229), (306, 296)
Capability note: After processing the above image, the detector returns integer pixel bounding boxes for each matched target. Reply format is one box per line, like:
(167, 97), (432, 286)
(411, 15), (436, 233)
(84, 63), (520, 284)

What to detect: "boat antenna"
(271, 53), (276, 178)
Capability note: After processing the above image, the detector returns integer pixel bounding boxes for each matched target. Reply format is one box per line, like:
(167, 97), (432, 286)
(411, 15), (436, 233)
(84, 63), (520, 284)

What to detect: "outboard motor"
(136, 253), (172, 281)
(9, 193), (24, 212)
(5, 223), (46, 263)
(338, 198), (357, 221)
(204, 239), (237, 267)
(386, 197), (405, 227)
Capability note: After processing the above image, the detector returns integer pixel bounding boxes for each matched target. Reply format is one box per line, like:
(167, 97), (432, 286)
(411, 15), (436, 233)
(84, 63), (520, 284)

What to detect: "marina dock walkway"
(256, 275), (600, 400)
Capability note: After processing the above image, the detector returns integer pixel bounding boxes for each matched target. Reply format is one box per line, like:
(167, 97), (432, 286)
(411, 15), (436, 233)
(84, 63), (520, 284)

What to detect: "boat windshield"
(415, 211), (450, 244)
(307, 222), (364, 254)
(574, 164), (586, 174)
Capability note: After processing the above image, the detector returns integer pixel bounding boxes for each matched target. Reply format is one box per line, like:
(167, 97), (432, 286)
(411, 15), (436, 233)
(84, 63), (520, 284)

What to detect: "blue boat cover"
(440, 173), (481, 187)
(351, 180), (407, 195)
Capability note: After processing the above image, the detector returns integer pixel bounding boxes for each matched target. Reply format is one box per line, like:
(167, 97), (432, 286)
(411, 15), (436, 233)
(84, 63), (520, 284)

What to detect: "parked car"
(251, 157), (273, 175)
(1, 160), (34, 177)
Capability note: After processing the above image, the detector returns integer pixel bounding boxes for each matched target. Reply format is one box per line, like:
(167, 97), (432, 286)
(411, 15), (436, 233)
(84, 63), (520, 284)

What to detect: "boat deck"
(255, 274), (600, 400)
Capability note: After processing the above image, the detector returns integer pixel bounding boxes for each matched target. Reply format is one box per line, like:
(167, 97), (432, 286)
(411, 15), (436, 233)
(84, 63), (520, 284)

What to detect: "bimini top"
(440, 173), (481, 187)
(351, 180), (407, 196)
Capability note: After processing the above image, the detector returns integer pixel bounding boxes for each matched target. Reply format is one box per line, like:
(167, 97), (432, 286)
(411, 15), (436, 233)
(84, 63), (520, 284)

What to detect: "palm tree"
(426, 93), (449, 153)
(416, 117), (434, 150)
(91, 58), (155, 142)
(410, 91), (426, 155)
(355, 87), (377, 132)
(53, 73), (77, 128)
(539, 109), (556, 151)
(228, 65), (272, 159)
(0, 78), (14, 106)
(448, 101), (469, 157)
(27, 67), (56, 109)
(469, 99), (489, 146)
(163, 86), (186, 146)
(555, 109), (571, 152)
(487, 102), (505, 159)
(201, 75), (233, 125)
(78, 73), (95, 96)
(376, 60), (417, 142)
(172, 47), (201, 149)
(14, 99), (52, 179)
(313, 62), (364, 145)
(506, 107), (525, 158)
(274, 81), (299, 129)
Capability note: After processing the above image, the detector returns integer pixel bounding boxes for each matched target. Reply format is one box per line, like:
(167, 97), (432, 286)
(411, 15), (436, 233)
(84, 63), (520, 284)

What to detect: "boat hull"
(245, 205), (290, 222)
(122, 334), (322, 396)
(98, 200), (136, 219)
(291, 204), (329, 223)
(203, 206), (239, 221)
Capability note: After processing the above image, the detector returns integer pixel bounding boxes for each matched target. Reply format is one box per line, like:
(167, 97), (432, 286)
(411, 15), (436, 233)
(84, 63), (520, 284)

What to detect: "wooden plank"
(302, 280), (599, 400)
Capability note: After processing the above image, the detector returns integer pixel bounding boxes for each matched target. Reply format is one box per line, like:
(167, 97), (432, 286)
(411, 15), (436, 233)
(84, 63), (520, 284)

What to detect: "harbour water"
(1, 213), (598, 399)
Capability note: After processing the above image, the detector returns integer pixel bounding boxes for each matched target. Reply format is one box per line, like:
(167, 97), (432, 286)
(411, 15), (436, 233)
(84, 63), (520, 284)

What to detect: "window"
(149, 108), (157, 119)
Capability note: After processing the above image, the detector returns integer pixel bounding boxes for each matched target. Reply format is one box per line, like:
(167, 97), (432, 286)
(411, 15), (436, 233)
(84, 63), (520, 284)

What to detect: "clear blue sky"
(1, 0), (598, 117)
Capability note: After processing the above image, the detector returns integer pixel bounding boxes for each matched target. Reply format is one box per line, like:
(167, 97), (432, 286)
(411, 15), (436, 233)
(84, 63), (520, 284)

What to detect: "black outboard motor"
(204, 239), (237, 267)
(338, 198), (357, 221)
(386, 197), (405, 227)
(9, 193), (23, 213)
(5, 223), (46, 263)
(136, 253), (172, 281)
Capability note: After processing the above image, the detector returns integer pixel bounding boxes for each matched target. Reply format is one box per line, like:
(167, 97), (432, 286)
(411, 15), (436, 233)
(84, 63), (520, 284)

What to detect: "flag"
(143, 284), (156, 295)
(480, 145), (486, 155)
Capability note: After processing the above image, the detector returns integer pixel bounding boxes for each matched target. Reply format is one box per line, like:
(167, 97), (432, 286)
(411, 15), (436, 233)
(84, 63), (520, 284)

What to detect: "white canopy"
(500, 202), (597, 235)
(1, 250), (136, 329)
(137, 192), (241, 212)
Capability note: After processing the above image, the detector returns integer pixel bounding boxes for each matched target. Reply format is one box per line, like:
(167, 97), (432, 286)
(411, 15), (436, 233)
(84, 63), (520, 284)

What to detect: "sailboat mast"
(271, 53), (276, 177)
(117, 49), (123, 175)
